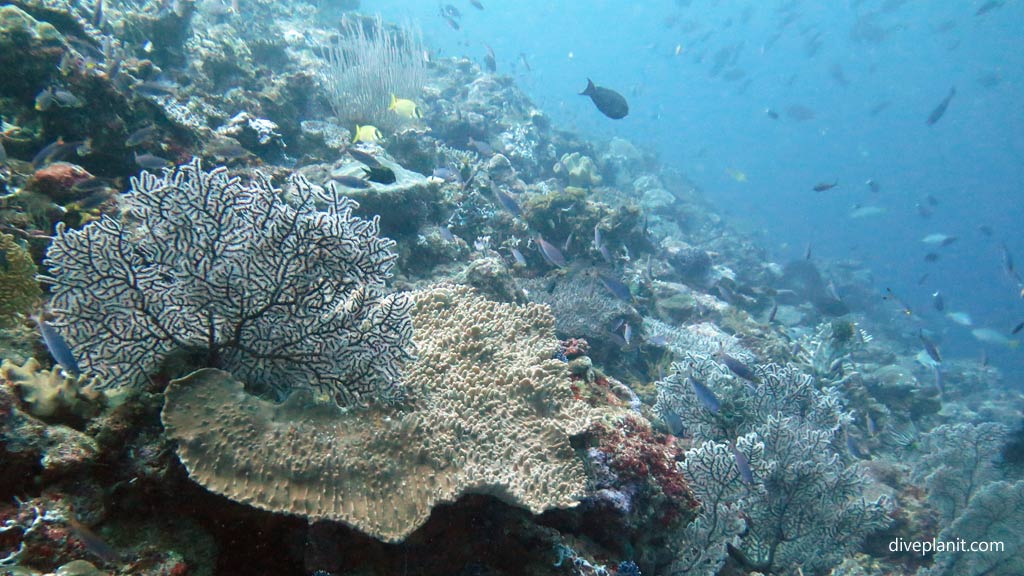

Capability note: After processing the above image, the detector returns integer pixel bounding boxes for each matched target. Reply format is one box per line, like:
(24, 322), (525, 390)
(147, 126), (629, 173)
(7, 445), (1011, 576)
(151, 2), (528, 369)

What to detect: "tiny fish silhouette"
(926, 86), (956, 126)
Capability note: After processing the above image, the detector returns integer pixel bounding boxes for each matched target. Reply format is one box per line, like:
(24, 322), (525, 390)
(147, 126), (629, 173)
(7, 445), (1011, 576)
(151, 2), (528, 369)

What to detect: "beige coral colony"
(162, 284), (591, 542)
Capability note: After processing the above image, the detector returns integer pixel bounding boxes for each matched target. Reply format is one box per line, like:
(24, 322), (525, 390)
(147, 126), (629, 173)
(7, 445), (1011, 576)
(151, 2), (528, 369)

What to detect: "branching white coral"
(44, 159), (413, 405)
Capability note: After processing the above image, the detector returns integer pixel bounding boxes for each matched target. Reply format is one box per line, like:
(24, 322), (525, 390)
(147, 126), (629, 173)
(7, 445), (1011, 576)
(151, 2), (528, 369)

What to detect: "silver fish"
(919, 331), (942, 364)
(510, 247), (526, 266)
(536, 236), (566, 267)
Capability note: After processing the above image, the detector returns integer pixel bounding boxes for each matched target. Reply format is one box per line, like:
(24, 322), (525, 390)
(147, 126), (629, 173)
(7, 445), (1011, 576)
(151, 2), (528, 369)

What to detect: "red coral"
(592, 415), (697, 510)
(27, 162), (94, 202)
(558, 337), (590, 359)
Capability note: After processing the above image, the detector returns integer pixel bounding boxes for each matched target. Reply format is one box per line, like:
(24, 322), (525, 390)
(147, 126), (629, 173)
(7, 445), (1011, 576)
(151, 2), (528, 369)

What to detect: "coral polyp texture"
(43, 159), (413, 405)
(161, 284), (590, 543)
(0, 232), (41, 327)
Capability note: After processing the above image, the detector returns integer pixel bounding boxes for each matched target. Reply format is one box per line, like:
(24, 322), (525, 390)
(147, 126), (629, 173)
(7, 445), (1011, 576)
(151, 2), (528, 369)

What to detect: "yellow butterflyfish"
(389, 94), (422, 119)
(352, 124), (383, 144)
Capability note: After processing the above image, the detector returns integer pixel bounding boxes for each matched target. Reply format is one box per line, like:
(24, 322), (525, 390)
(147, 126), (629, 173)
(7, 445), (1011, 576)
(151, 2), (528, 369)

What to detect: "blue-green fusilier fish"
(688, 375), (720, 413)
(32, 315), (81, 376)
(580, 78), (629, 119)
(730, 441), (754, 484)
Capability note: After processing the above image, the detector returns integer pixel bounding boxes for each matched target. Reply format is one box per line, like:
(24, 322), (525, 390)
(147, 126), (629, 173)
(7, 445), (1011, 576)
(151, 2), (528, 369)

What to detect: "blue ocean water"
(371, 0), (1024, 379)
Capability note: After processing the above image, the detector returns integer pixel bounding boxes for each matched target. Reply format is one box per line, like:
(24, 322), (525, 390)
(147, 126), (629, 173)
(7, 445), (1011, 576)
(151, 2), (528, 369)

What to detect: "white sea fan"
(43, 159), (414, 405)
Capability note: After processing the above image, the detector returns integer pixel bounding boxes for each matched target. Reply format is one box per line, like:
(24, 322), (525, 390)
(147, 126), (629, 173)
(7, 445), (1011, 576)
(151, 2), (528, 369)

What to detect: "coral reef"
(912, 422), (1009, 523)
(520, 275), (641, 344)
(43, 159), (413, 404)
(0, 233), (41, 327)
(161, 284), (590, 543)
(319, 14), (425, 131)
(297, 150), (443, 240)
(916, 480), (1024, 576)
(0, 2), (1017, 574)
(662, 360), (890, 574)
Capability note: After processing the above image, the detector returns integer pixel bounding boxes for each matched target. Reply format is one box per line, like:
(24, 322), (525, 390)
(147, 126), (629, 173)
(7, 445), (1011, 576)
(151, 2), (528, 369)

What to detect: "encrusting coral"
(161, 284), (590, 543)
(0, 233), (41, 328)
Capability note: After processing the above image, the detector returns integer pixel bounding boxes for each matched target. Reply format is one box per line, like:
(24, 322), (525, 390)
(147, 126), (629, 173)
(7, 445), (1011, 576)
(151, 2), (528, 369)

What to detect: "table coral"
(161, 284), (591, 543)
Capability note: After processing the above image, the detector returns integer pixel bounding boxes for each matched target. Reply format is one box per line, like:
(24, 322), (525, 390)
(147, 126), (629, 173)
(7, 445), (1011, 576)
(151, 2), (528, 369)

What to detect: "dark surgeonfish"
(926, 86), (956, 126)
(362, 166), (396, 184)
(717, 347), (760, 383)
(580, 78), (629, 119)
(780, 260), (850, 316)
(347, 147), (383, 169)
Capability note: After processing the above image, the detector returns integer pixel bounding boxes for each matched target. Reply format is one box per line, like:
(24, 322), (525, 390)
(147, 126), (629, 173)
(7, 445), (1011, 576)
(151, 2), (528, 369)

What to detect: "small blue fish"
(648, 334), (668, 347)
(719, 352), (760, 383)
(598, 273), (631, 302)
(438, 226), (456, 243)
(688, 375), (720, 413)
(125, 125), (160, 147)
(33, 316), (81, 376)
(333, 175), (372, 189)
(731, 442), (754, 484)
(494, 188), (521, 216)
(432, 166), (457, 182)
(662, 408), (685, 436)
(845, 429), (869, 460)
(622, 323), (633, 345)
(536, 236), (566, 267)
(31, 138), (92, 170)
(134, 152), (172, 170)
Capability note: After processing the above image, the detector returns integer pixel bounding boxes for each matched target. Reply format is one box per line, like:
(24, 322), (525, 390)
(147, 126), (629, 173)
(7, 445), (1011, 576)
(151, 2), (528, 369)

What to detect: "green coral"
(554, 152), (602, 188)
(0, 5), (64, 45)
(0, 233), (41, 327)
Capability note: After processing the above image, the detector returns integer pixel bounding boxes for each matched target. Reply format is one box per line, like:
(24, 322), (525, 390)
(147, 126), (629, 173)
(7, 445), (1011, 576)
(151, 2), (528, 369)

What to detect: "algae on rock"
(0, 233), (41, 327)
